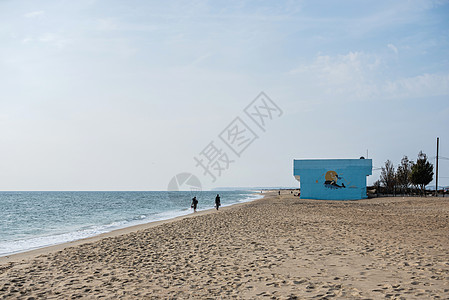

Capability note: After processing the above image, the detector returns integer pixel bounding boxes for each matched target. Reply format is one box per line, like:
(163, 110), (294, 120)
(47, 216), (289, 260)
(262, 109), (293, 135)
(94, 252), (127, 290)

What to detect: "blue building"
(293, 159), (372, 200)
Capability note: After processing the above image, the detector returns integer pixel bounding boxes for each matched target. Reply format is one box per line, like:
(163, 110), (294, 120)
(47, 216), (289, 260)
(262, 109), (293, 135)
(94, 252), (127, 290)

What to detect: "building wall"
(293, 159), (372, 200)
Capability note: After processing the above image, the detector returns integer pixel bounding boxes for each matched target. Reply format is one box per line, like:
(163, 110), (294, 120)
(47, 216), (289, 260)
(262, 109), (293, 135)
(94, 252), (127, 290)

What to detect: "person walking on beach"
(215, 194), (221, 210)
(191, 196), (198, 212)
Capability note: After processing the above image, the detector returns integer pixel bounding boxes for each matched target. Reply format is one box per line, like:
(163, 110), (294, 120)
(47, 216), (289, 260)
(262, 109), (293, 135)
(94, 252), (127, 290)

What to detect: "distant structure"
(293, 159), (372, 200)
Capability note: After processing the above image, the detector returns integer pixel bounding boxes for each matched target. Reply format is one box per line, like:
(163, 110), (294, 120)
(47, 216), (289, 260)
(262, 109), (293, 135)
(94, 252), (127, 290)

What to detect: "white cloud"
(289, 51), (381, 100)
(39, 33), (56, 42)
(97, 18), (118, 31)
(383, 73), (449, 98)
(19, 33), (72, 49)
(23, 11), (44, 18)
(387, 43), (398, 54)
(21, 37), (33, 44)
(37, 33), (72, 49)
(289, 51), (449, 102)
(189, 53), (212, 66)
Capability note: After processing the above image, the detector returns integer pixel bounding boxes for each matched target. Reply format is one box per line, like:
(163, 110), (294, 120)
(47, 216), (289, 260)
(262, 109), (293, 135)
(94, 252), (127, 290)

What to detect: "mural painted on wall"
(316, 170), (357, 190)
(293, 159), (372, 200)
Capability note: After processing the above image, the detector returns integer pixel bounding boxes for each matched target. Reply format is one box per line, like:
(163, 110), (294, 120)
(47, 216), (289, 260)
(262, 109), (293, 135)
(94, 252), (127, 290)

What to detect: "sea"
(0, 191), (261, 257)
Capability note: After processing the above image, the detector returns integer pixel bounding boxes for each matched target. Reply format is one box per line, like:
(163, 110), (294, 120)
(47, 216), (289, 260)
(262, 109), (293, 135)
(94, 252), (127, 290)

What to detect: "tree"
(396, 155), (412, 195)
(373, 180), (381, 195)
(410, 151), (434, 196)
(380, 160), (396, 194)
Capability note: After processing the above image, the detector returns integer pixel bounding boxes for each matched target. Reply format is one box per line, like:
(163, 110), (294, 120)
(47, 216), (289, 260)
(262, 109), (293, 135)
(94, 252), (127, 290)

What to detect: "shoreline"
(1, 194), (447, 299)
(0, 192), (265, 264)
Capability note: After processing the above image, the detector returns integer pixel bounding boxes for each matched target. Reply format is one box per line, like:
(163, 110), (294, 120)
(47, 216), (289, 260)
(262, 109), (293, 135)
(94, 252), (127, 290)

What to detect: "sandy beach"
(1, 193), (448, 299)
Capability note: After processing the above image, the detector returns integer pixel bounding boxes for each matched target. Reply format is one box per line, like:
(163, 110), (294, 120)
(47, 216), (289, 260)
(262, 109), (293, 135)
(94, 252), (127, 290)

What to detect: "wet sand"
(1, 193), (448, 299)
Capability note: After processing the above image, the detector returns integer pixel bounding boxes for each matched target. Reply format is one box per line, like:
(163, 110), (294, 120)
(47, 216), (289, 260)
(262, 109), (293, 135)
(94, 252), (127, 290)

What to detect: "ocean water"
(0, 191), (261, 257)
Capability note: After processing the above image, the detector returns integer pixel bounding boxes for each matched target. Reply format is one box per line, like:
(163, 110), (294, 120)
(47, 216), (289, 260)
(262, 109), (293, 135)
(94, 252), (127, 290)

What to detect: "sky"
(1, 0), (448, 191)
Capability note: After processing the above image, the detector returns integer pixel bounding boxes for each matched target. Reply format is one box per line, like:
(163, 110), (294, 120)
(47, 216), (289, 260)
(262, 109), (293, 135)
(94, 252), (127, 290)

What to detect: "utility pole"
(436, 137), (439, 197)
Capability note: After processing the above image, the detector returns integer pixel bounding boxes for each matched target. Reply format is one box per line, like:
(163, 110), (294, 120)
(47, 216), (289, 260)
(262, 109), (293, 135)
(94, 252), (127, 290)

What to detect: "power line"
(431, 156), (449, 160)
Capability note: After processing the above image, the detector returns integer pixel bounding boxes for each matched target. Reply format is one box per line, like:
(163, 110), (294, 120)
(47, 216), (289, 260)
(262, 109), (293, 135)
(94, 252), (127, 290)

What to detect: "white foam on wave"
(0, 227), (109, 257)
(0, 193), (262, 257)
(220, 193), (263, 208)
(0, 209), (195, 257)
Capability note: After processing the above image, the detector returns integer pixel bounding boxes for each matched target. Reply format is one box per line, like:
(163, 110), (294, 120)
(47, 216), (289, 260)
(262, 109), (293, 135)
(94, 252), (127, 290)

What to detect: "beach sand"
(1, 193), (448, 299)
